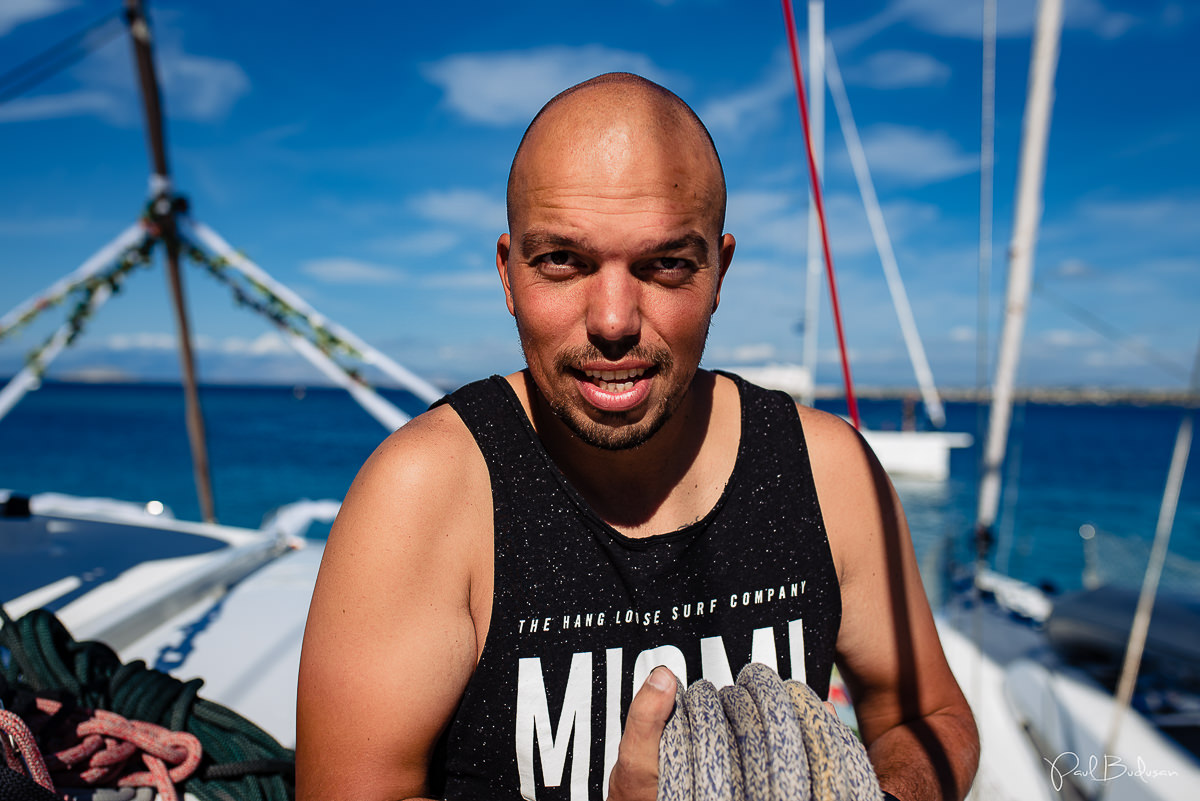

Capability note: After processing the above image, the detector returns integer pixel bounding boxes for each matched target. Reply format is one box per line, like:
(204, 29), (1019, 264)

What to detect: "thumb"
(626, 666), (678, 741)
(607, 667), (678, 801)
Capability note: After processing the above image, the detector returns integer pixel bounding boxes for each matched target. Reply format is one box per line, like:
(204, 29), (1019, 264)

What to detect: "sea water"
(2, 382), (1197, 598)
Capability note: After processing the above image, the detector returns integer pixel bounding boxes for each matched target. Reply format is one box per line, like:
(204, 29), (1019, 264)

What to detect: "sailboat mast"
(125, 0), (216, 523)
(975, 0), (1063, 539)
(801, 0), (824, 407)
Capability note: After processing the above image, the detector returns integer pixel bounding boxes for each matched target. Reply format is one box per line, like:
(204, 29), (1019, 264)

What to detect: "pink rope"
(11, 697), (202, 801)
(0, 708), (55, 792)
(781, 0), (862, 429)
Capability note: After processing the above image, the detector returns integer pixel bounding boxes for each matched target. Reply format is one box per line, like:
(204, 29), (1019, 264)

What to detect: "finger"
(608, 667), (678, 801)
(627, 666), (678, 738)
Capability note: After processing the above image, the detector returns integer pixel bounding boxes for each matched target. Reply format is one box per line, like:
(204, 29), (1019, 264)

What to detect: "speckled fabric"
(658, 664), (881, 801)
(431, 371), (841, 800)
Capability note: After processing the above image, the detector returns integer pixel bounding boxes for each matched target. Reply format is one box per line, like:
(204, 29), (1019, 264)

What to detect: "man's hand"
(606, 667), (677, 801)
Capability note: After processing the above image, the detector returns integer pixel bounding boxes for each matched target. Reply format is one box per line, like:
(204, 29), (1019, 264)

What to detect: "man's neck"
(513, 370), (738, 538)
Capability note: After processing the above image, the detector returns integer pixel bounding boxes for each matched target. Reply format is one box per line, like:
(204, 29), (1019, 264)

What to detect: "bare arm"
(296, 408), (493, 801)
(802, 407), (979, 801)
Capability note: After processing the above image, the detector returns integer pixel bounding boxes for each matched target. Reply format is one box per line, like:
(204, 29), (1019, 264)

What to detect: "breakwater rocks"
(811, 386), (1199, 407)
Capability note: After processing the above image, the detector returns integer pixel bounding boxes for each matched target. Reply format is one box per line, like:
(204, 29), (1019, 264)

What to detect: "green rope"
(0, 607), (294, 801)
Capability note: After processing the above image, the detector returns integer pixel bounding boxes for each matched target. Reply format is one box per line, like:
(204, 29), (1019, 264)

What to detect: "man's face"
(498, 114), (734, 450)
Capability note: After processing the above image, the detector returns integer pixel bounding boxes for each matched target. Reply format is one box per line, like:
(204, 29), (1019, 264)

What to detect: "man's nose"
(585, 267), (642, 348)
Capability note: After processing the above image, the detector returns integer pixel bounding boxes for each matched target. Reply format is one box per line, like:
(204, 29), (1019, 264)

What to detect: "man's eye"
(653, 257), (694, 273)
(535, 250), (578, 269)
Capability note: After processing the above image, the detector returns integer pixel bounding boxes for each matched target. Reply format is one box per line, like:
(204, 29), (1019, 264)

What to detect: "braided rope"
(1, 608), (295, 801)
(32, 697), (203, 801)
(658, 663), (882, 801)
(0, 708), (54, 791)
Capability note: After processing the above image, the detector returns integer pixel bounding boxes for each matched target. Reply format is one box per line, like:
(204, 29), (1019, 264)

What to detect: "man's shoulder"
(371, 401), (483, 477)
(789, 404), (885, 517)
(343, 401), (490, 525)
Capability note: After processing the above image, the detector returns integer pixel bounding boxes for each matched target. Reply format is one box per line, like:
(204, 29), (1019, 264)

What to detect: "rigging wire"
(969, 0), (998, 719)
(976, 0), (998, 452)
(0, 10), (125, 106)
(1032, 280), (1191, 382)
(780, 0), (861, 429)
(1100, 335), (1200, 793)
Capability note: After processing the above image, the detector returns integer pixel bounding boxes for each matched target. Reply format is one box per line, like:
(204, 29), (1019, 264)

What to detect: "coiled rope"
(0, 606), (295, 801)
(659, 663), (882, 801)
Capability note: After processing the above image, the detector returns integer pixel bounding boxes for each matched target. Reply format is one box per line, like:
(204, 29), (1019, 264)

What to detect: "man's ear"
(497, 233), (516, 316)
(712, 233), (736, 312)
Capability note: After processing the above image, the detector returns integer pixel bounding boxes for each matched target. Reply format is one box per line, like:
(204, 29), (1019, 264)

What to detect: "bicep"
(296, 423), (487, 800)
(802, 410), (965, 746)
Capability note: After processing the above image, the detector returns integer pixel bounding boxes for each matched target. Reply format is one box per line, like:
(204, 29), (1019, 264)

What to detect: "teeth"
(584, 367), (645, 381)
(580, 367), (646, 394)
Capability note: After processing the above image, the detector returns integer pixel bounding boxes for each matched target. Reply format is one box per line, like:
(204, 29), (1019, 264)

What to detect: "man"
(297, 73), (978, 801)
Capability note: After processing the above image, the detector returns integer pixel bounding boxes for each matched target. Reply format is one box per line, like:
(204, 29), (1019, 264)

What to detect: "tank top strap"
(433, 374), (532, 464)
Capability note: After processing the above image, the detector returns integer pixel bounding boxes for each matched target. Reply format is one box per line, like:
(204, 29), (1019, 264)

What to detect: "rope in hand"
(658, 663), (882, 801)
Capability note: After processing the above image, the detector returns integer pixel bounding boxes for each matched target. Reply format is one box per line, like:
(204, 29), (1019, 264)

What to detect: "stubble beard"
(529, 342), (683, 452)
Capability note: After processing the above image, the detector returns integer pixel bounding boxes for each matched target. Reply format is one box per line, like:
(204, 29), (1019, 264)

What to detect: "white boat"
(0, 5), (438, 798)
(738, 1), (973, 482)
(935, 1), (1200, 798)
(2, 490), (335, 750)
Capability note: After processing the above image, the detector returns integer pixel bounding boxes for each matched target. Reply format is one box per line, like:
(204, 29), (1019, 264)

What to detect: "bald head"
(505, 73), (726, 234)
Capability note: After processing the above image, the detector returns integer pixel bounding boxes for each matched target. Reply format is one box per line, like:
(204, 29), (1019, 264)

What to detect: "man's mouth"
(581, 367), (648, 394)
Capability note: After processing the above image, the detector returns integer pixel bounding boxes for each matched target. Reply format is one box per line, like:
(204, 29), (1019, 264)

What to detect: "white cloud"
(732, 343), (778, 363)
(106, 332), (175, 351)
(370, 231), (461, 257)
(842, 51), (951, 89)
(853, 124), (977, 185)
(410, 189), (507, 231)
(421, 46), (670, 126)
(422, 269), (499, 290)
(1039, 328), (1098, 348)
(949, 326), (974, 343)
(1077, 196), (1200, 230)
(300, 258), (406, 285)
(1052, 258), (1092, 278)
(0, 214), (90, 235)
(2, 13), (249, 126)
(725, 188), (938, 260)
(835, 0), (1136, 47)
(0, 0), (73, 36)
(724, 189), (806, 256)
(216, 332), (290, 355)
(0, 90), (121, 124)
(158, 47), (250, 122)
(699, 54), (793, 136)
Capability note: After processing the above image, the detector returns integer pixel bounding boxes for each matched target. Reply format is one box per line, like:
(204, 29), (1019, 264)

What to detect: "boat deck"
(1, 495), (335, 747)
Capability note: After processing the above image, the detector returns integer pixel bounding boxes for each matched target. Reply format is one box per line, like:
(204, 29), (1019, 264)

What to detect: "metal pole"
(975, 0), (1063, 535)
(125, 0), (216, 522)
(801, 0), (824, 406)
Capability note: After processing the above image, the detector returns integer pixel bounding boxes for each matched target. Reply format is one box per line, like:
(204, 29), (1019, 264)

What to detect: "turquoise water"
(2, 382), (1197, 596)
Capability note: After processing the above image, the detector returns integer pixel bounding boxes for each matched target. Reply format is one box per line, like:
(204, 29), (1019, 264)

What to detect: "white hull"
(724, 365), (972, 480)
(861, 428), (973, 481)
(2, 491), (336, 747)
(938, 580), (1200, 801)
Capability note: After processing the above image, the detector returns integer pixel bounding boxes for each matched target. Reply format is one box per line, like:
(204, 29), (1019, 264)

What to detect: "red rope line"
(781, 0), (861, 429)
(3, 697), (203, 801)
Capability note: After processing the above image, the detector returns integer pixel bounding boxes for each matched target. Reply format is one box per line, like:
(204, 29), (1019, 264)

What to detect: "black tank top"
(432, 372), (840, 801)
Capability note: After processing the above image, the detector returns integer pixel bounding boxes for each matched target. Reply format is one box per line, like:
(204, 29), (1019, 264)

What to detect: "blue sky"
(1, 0), (1197, 394)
